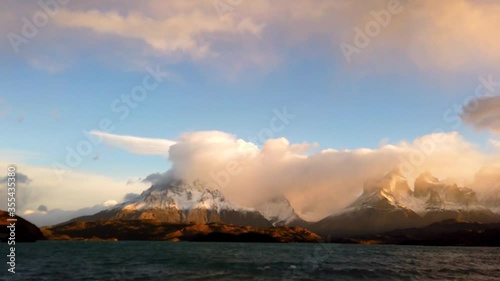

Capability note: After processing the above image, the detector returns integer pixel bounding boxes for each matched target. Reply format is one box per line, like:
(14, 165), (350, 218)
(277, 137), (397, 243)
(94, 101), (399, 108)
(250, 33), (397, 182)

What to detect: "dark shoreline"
(37, 219), (500, 247)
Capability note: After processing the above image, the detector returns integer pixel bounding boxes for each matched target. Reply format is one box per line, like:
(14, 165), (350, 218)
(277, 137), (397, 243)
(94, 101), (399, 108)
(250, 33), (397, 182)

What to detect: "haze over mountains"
(312, 170), (499, 237)
(59, 169), (500, 237)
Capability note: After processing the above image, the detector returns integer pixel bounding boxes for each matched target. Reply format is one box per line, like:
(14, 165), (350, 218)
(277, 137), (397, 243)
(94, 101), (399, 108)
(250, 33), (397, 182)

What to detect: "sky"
(1, 0), (500, 225)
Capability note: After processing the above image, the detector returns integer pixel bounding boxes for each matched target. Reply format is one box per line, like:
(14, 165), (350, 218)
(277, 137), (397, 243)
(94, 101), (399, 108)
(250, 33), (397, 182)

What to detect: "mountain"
(472, 166), (500, 214)
(413, 172), (499, 224)
(311, 170), (422, 237)
(59, 172), (499, 238)
(254, 195), (309, 227)
(480, 189), (500, 214)
(0, 210), (46, 242)
(69, 179), (272, 227)
(312, 170), (500, 238)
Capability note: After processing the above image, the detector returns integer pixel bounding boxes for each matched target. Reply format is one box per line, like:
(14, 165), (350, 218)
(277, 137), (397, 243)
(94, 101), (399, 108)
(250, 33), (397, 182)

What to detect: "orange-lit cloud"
(3, 0), (500, 76)
(96, 130), (498, 221)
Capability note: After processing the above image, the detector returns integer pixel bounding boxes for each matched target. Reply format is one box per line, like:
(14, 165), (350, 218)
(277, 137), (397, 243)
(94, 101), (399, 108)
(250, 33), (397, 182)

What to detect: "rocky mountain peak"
(118, 179), (236, 213)
(414, 172), (442, 198)
(312, 170), (499, 237)
(362, 168), (412, 198)
(414, 172), (478, 207)
(255, 195), (301, 226)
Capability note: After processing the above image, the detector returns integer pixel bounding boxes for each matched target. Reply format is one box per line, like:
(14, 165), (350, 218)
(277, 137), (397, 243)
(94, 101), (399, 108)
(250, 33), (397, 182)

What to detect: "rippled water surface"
(1, 241), (499, 280)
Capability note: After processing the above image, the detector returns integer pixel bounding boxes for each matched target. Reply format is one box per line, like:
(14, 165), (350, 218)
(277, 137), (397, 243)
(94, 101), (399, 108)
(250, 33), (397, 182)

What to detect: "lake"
(1, 241), (499, 280)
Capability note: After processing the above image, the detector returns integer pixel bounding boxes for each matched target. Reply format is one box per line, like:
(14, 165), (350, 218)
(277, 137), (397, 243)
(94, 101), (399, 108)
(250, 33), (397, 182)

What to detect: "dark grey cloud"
(123, 193), (140, 202)
(142, 171), (173, 185)
(0, 172), (31, 184)
(37, 205), (48, 212)
(462, 96), (500, 135)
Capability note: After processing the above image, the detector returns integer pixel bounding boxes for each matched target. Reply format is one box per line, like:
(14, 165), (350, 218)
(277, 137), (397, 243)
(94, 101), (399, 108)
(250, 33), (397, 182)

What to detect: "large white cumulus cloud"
(5, 130), (500, 222)
(134, 130), (497, 220)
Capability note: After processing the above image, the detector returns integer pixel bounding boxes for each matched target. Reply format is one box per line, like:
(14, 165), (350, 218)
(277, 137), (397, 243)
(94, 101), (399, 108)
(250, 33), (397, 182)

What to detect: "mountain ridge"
(60, 171), (500, 237)
(69, 179), (272, 227)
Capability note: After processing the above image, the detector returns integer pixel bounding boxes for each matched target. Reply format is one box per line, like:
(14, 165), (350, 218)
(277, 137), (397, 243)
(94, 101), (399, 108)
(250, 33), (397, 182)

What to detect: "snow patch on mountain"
(116, 179), (253, 212)
(336, 170), (487, 217)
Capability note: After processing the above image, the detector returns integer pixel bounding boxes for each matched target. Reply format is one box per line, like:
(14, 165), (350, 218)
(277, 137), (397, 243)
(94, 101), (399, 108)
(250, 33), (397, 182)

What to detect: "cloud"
(3, 129), (499, 222)
(142, 172), (169, 185)
(462, 96), (500, 135)
(103, 199), (118, 207)
(0, 149), (48, 163)
(28, 56), (67, 73)
(56, 1), (500, 73)
(123, 193), (140, 202)
(54, 8), (264, 59)
(90, 130), (176, 156)
(470, 164), (500, 207)
(37, 205), (48, 212)
(4, 0), (500, 77)
(138, 130), (496, 221)
(0, 171), (31, 184)
(490, 139), (500, 149)
(402, 0), (500, 72)
(0, 162), (149, 214)
(22, 202), (116, 227)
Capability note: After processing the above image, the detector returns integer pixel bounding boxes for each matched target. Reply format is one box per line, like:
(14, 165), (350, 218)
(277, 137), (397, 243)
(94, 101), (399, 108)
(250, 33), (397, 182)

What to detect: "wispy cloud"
(54, 8), (264, 60)
(0, 149), (49, 162)
(28, 56), (67, 73)
(0, 161), (149, 214)
(490, 139), (500, 149)
(23, 202), (117, 227)
(90, 130), (176, 156)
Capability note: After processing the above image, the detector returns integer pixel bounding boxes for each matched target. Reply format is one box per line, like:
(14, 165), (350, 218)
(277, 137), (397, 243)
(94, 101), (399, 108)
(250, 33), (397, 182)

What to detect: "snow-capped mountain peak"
(83, 179), (273, 226)
(118, 180), (241, 212)
(338, 170), (488, 217)
(362, 169), (412, 199)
